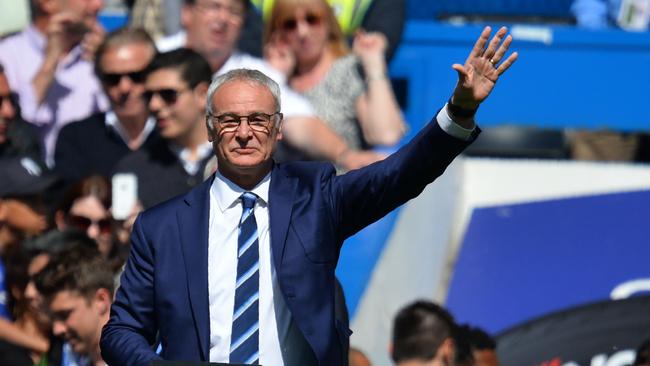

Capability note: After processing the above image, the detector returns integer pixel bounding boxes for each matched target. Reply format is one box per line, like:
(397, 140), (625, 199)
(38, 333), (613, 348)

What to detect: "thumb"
(452, 63), (467, 81)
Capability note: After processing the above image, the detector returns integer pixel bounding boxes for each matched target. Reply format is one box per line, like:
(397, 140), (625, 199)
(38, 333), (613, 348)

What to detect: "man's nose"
(0, 98), (16, 120)
(52, 320), (67, 337)
(235, 119), (253, 139)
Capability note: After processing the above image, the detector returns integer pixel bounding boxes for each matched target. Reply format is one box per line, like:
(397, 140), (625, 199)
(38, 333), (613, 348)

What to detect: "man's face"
(55, 0), (103, 30)
(99, 42), (154, 119)
(208, 80), (281, 175)
(145, 68), (205, 142)
(474, 349), (499, 366)
(49, 289), (109, 355)
(0, 73), (17, 145)
(182, 0), (245, 61)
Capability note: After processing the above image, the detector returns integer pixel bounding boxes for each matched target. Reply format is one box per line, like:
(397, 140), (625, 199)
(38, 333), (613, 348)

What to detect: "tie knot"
(241, 192), (256, 210)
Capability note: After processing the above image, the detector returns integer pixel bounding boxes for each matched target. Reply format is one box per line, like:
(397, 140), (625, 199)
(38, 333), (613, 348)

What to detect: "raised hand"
(451, 26), (518, 110)
(353, 30), (388, 77)
(81, 21), (106, 61)
(264, 34), (296, 77)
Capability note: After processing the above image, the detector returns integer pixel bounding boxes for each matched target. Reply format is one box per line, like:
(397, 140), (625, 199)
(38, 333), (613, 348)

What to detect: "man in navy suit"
(101, 26), (517, 366)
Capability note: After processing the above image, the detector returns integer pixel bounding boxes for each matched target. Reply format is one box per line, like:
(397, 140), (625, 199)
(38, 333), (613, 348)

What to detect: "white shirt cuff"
(437, 103), (477, 141)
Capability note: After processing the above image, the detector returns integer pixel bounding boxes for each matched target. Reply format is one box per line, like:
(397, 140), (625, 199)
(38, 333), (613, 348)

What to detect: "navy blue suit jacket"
(100, 117), (477, 366)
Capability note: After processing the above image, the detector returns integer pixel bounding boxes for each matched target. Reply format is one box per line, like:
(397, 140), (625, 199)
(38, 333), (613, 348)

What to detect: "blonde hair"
(264, 0), (349, 61)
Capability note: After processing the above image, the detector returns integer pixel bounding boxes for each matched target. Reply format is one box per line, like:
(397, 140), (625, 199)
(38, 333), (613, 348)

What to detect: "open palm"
(452, 26), (518, 109)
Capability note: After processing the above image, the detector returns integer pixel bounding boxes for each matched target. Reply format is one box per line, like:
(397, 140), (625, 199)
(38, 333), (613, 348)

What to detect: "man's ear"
(94, 288), (113, 315)
(437, 337), (456, 365)
(181, 4), (193, 30)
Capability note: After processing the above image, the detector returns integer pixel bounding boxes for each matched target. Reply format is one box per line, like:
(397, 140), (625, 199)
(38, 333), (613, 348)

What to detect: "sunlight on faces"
(145, 68), (205, 142)
(182, 0), (245, 59)
(68, 196), (112, 255)
(208, 80), (282, 174)
(49, 289), (108, 355)
(0, 73), (16, 144)
(99, 42), (154, 118)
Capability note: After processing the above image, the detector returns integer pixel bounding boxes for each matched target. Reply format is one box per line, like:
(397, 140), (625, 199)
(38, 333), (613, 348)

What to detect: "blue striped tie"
(230, 192), (260, 364)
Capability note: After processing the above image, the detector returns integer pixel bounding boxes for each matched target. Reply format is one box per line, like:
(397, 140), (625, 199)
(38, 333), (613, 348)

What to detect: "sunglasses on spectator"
(142, 88), (189, 105)
(68, 215), (112, 234)
(281, 13), (323, 32)
(100, 69), (148, 87)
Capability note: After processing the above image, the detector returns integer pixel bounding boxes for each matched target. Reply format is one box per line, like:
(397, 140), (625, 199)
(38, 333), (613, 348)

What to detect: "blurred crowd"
(1, 0), (649, 365)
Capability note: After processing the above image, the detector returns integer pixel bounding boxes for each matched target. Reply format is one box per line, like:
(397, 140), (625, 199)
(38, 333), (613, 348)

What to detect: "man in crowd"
(391, 301), (460, 366)
(35, 241), (114, 366)
(0, 64), (42, 160)
(0, 0), (109, 165)
(158, 0), (381, 170)
(0, 157), (58, 318)
(461, 325), (500, 366)
(101, 26), (517, 365)
(113, 48), (213, 208)
(55, 27), (160, 185)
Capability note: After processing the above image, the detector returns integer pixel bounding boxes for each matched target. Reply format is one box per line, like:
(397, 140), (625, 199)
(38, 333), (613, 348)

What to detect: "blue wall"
(389, 22), (650, 133)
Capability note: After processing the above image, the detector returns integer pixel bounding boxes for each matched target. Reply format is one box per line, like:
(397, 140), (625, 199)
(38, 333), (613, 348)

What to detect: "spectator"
(0, 0), (110, 165)
(248, 0), (405, 61)
(157, 0), (383, 170)
(265, 0), (406, 153)
(0, 156), (58, 322)
(54, 175), (116, 259)
(465, 325), (499, 366)
(0, 230), (97, 365)
(35, 239), (115, 366)
(350, 347), (372, 366)
(391, 300), (460, 366)
(54, 27), (160, 186)
(0, 64), (43, 161)
(113, 48), (214, 208)
(634, 337), (650, 366)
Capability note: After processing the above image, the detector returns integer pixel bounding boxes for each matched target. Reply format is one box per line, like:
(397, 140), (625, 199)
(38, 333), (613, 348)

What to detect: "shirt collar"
(105, 111), (156, 147)
(211, 169), (271, 213)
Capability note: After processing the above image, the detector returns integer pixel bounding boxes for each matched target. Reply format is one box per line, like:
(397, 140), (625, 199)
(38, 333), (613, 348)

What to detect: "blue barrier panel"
(445, 190), (650, 333)
(389, 22), (650, 133)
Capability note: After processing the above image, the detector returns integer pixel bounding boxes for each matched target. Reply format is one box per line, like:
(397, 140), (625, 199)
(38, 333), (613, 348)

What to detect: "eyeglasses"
(281, 13), (323, 32)
(142, 88), (189, 105)
(207, 112), (282, 134)
(68, 215), (112, 234)
(100, 69), (148, 87)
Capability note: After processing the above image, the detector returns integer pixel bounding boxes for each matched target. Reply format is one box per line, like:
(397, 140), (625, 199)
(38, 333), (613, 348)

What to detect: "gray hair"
(206, 69), (282, 116)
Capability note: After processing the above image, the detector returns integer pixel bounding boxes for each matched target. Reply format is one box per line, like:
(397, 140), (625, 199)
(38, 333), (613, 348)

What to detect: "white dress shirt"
(208, 172), (314, 365)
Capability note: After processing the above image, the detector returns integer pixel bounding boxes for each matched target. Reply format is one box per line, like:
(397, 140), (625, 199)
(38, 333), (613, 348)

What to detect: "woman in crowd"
(264, 0), (406, 157)
(54, 175), (119, 261)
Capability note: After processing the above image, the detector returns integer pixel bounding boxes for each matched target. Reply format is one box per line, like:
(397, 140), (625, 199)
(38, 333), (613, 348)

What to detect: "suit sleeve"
(328, 111), (478, 241)
(101, 214), (162, 366)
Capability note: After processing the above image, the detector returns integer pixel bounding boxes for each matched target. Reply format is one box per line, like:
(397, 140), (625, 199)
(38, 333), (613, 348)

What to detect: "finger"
(452, 63), (468, 82)
(491, 34), (512, 64)
(496, 52), (518, 75)
(484, 26), (508, 60)
(468, 26), (492, 61)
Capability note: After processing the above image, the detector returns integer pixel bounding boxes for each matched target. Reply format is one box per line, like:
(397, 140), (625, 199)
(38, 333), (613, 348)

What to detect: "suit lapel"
(177, 177), (213, 361)
(269, 166), (298, 268)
